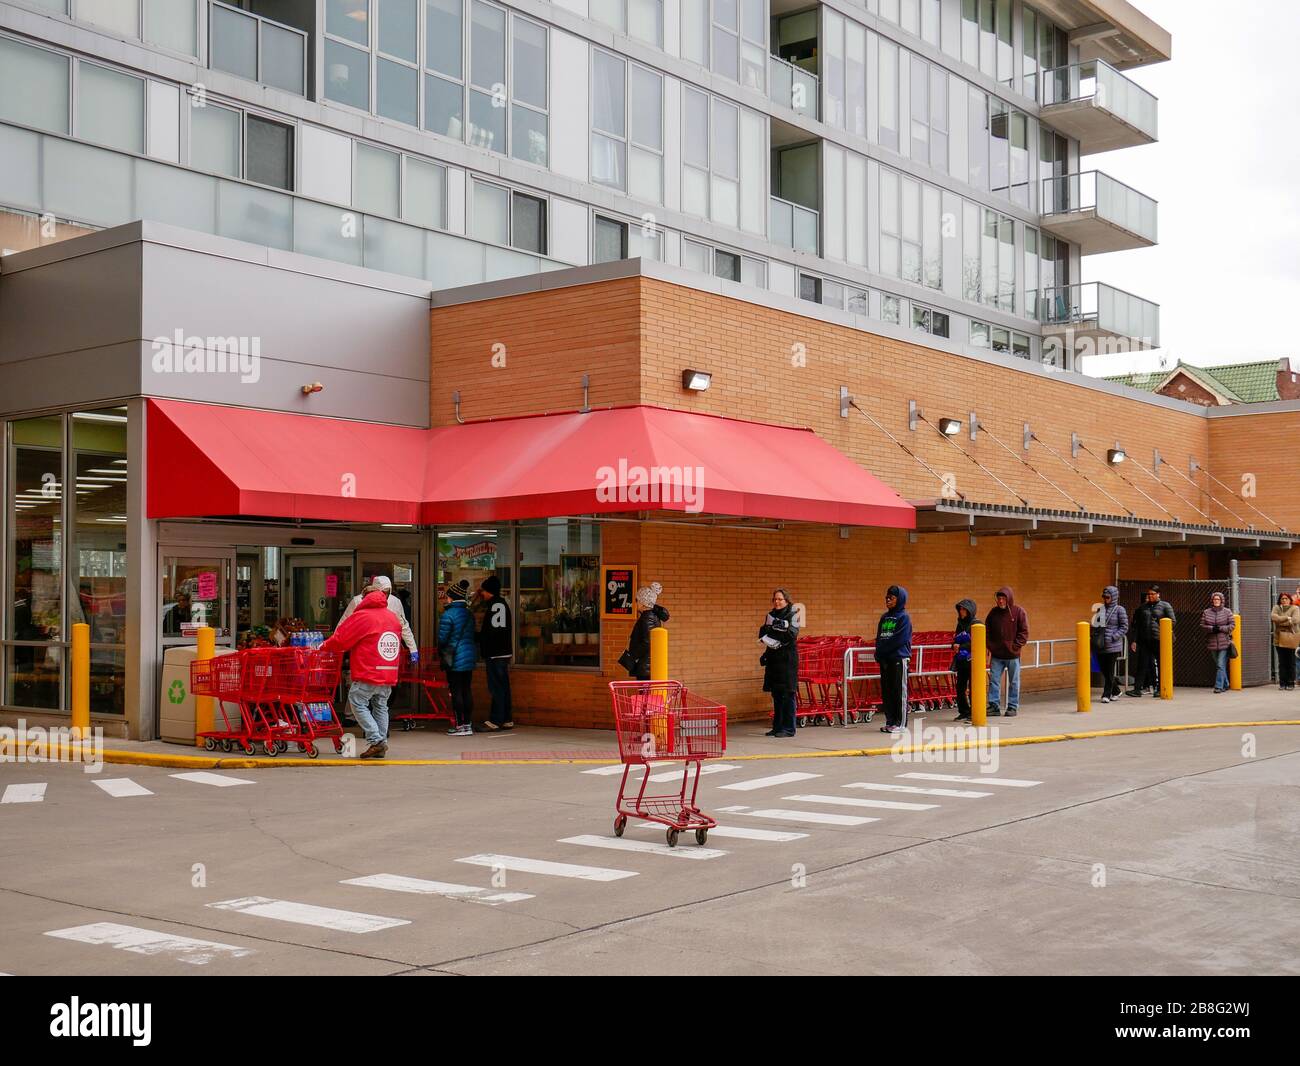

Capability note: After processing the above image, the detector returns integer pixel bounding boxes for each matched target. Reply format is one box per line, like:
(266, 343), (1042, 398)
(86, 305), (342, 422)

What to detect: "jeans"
(486, 657), (513, 724)
(988, 657), (1020, 709)
(1211, 648), (1229, 691)
(879, 659), (909, 729)
(955, 658), (972, 717)
(448, 670), (474, 726)
(1097, 651), (1121, 699)
(347, 680), (392, 747)
(770, 690), (796, 734)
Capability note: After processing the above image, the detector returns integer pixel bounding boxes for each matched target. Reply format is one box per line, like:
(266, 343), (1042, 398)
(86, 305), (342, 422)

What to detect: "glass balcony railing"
(1041, 171), (1158, 244)
(768, 54), (819, 120)
(1029, 282), (1160, 348)
(1041, 60), (1158, 142)
(769, 195), (819, 255)
(209, 1), (308, 97)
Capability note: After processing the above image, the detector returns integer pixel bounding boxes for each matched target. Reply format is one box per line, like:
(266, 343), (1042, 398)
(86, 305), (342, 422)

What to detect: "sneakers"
(1126, 690), (1143, 698)
(954, 713), (972, 722)
(500, 721), (514, 729)
(987, 705), (1002, 717)
(446, 724), (473, 736)
(480, 720), (501, 731)
(1100, 696), (1111, 704)
(1004, 707), (1018, 717)
(885, 725), (906, 735)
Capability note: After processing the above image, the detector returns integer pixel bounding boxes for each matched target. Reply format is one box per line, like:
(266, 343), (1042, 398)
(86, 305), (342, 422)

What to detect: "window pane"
(0, 38), (69, 135)
(426, 0), (463, 78)
(711, 99), (738, 179)
(210, 5), (258, 81)
(592, 51), (626, 136)
(79, 0), (138, 38)
(593, 216), (627, 263)
(629, 146), (662, 203)
(325, 40), (370, 110)
(470, 0), (506, 90)
(629, 227), (661, 261)
(511, 105), (547, 165)
(144, 0), (196, 55)
(190, 103), (241, 177)
(467, 88), (505, 153)
(682, 165), (708, 216)
(882, 294), (900, 323)
(262, 24), (307, 95)
(327, 0), (370, 45)
(799, 274), (820, 303)
(511, 192), (545, 253)
(10, 415), (63, 646)
(741, 256), (766, 288)
(682, 239), (710, 272)
(472, 180), (509, 245)
(512, 18), (547, 109)
(629, 66), (661, 150)
(742, 0), (763, 43)
(590, 0), (625, 34)
(711, 27), (738, 81)
(246, 115), (293, 190)
(77, 64), (144, 154)
(715, 249), (740, 281)
(683, 88), (709, 168)
(424, 74), (463, 138)
(515, 520), (599, 666)
(378, 57), (419, 126)
(630, 0), (662, 47)
(681, 0), (708, 65)
(355, 142), (400, 216)
(715, 0), (738, 31)
(591, 133), (626, 190)
(404, 157), (446, 228)
(379, 0), (418, 62)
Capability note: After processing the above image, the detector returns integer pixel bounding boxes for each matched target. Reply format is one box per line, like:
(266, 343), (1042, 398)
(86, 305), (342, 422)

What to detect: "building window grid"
(591, 53), (662, 202)
(683, 0), (765, 92)
(469, 176), (547, 255)
(682, 86), (745, 228)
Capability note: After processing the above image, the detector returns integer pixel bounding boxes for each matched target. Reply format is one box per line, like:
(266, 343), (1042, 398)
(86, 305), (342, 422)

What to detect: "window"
(76, 62), (144, 154)
(680, 0), (763, 89)
(245, 114), (294, 190)
(375, 0), (419, 125)
(355, 142), (400, 216)
(799, 273), (821, 304)
(741, 256), (767, 288)
(511, 17), (547, 165)
(404, 156), (446, 229)
(710, 98), (739, 228)
(593, 215), (628, 263)
(0, 37), (70, 135)
(629, 65), (664, 204)
(591, 50), (627, 190)
(591, 0), (664, 48)
(912, 304), (950, 338)
(471, 179), (546, 253)
(511, 191), (545, 253)
(145, 0), (196, 56)
(515, 520), (600, 668)
(882, 294), (901, 324)
(970, 321), (990, 347)
(325, 37), (370, 111)
(878, 38), (899, 151)
(714, 249), (740, 282)
(996, 0), (1013, 85)
(682, 238), (711, 273)
(466, 1), (506, 151)
(190, 103), (241, 178)
(682, 87), (709, 217)
(79, 0), (139, 39)
(881, 168), (934, 288)
(909, 59), (948, 172)
(1022, 5), (1039, 100)
(423, 0), (463, 138)
(711, 0), (738, 82)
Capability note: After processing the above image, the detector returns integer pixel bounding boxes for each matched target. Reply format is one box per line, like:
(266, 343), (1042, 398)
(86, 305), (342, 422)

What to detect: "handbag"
(617, 648), (637, 675)
(1227, 642), (1238, 660)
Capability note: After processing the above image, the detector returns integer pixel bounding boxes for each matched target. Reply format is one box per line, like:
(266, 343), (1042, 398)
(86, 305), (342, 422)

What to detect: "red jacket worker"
(320, 587), (402, 759)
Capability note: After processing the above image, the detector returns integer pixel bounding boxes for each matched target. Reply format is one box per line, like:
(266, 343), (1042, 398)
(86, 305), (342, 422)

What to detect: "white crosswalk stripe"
(581, 764), (645, 776)
(717, 804), (878, 826)
(457, 853), (637, 882)
(718, 772), (822, 791)
(646, 763), (738, 783)
(898, 772), (1041, 788)
(170, 772), (255, 787)
(1, 783), (46, 804)
(845, 782), (991, 798)
(341, 874), (532, 905)
(92, 778), (154, 798)
(786, 793), (939, 811)
(208, 896), (409, 933)
(45, 922), (253, 965)
(633, 821), (807, 842)
(559, 834), (727, 859)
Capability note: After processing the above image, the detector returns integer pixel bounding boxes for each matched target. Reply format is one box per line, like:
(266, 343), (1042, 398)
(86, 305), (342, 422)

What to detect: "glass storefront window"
(9, 415), (63, 646)
(162, 558), (227, 639)
(517, 520), (600, 668)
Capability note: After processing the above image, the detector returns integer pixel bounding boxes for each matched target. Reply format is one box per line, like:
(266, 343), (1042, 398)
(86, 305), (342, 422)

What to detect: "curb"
(9, 719), (1300, 769)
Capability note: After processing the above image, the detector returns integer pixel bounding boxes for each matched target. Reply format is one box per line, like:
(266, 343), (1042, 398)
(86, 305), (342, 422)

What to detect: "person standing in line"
(951, 599), (977, 723)
(624, 582), (668, 681)
(1093, 585), (1129, 703)
(438, 579), (478, 735)
(984, 586), (1029, 717)
(1270, 592), (1300, 691)
(319, 586), (403, 759)
(759, 588), (799, 738)
(476, 575), (514, 729)
(1127, 585), (1174, 697)
(340, 574), (418, 662)
(875, 586), (912, 736)
(1200, 591), (1235, 694)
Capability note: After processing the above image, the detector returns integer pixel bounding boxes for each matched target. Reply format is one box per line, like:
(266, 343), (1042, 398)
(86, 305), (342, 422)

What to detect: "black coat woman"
(760, 588), (800, 738)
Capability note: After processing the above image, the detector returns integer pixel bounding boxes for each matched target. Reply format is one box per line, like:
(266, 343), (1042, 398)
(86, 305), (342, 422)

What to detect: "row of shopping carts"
(793, 632), (962, 727)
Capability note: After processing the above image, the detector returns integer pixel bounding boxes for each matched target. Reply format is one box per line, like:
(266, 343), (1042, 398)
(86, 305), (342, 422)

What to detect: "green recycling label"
(167, 680), (186, 704)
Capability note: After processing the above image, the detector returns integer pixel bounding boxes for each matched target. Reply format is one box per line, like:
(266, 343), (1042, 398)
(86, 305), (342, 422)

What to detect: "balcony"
(1040, 171), (1158, 254)
(209, 1), (308, 97)
(768, 54), (819, 121)
(1040, 60), (1157, 154)
(769, 196), (818, 255)
(1030, 282), (1159, 351)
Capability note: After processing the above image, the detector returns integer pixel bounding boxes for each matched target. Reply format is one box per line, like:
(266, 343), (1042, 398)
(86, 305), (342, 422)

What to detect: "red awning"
(147, 400), (914, 529)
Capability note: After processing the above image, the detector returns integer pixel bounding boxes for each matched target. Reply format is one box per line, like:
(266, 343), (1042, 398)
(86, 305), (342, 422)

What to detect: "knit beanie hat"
(447, 579), (470, 601)
(481, 575), (501, 595)
(636, 581), (663, 609)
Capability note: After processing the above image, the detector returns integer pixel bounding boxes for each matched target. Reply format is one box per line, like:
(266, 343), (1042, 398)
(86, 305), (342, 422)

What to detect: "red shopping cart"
(393, 647), (453, 731)
(192, 652), (256, 754)
(609, 680), (727, 847)
(238, 647), (344, 758)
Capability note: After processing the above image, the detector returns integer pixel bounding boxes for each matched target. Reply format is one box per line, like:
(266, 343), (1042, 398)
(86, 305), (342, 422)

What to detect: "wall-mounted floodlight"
(682, 369), (712, 391)
(1107, 447), (1127, 465)
(938, 417), (963, 436)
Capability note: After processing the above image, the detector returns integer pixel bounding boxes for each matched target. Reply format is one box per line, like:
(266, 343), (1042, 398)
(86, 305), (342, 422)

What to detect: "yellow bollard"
(195, 626), (216, 746)
(970, 623), (987, 726)
(1229, 613), (1242, 691)
(1159, 616), (1174, 699)
(650, 626), (668, 682)
(1076, 621), (1091, 712)
(71, 622), (90, 731)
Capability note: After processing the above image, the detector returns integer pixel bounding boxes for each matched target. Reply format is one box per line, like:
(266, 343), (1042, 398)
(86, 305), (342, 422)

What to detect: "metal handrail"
(1041, 170), (1160, 210)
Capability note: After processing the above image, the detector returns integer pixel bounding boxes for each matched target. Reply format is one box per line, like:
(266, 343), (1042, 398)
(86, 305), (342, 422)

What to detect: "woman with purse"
(760, 589), (800, 738)
(1270, 592), (1300, 690)
(622, 583), (668, 681)
(1092, 585), (1128, 703)
(1200, 591), (1235, 694)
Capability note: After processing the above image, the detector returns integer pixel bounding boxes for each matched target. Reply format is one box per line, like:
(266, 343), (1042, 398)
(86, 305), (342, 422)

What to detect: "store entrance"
(285, 552), (354, 634)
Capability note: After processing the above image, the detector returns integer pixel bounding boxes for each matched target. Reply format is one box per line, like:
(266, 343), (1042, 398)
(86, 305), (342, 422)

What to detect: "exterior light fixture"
(938, 417), (963, 436)
(301, 382), (323, 395)
(1107, 447), (1126, 465)
(681, 369), (712, 391)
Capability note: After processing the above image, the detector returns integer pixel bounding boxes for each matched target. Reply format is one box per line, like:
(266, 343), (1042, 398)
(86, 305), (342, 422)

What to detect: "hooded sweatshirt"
(985, 586), (1029, 660)
(952, 599), (977, 663)
(1094, 585), (1129, 654)
(874, 585), (912, 663)
(320, 589), (402, 686)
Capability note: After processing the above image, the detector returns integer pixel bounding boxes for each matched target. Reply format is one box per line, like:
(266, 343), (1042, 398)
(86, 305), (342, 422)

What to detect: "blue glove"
(409, 650), (420, 664)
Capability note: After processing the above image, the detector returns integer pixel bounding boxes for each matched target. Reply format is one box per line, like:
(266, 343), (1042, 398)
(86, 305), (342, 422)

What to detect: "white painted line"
(633, 821), (807, 842)
(456, 853), (637, 882)
(716, 804), (878, 827)
(718, 771), (822, 792)
(581, 764), (641, 776)
(341, 874), (533, 905)
(558, 834), (727, 859)
(785, 793), (939, 811)
(92, 778), (154, 798)
(45, 922), (253, 965)
(646, 762), (739, 783)
(1, 783), (46, 804)
(898, 772), (1041, 788)
(170, 772), (255, 787)
(208, 896), (409, 933)
(845, 782), (992, 798)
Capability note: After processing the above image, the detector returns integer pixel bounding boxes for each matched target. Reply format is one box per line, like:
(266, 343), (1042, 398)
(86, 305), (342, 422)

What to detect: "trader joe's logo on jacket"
(377, 633), (401, 661)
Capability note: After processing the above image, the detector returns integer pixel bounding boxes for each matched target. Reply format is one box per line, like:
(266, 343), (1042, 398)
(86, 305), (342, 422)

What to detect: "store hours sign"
(602, 566), (637, 619)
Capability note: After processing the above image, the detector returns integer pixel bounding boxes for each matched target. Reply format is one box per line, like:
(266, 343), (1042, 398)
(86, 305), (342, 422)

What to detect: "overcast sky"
(1079, 0), (1300, 377)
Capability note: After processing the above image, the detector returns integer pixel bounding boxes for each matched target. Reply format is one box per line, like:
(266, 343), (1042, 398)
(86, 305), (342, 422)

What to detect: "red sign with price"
(601, 566), (637, 619)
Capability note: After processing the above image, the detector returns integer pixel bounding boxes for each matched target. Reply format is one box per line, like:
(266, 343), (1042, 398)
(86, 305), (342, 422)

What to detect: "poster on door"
(325, 574), (339, 598)
(196, 571), (217, 600)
